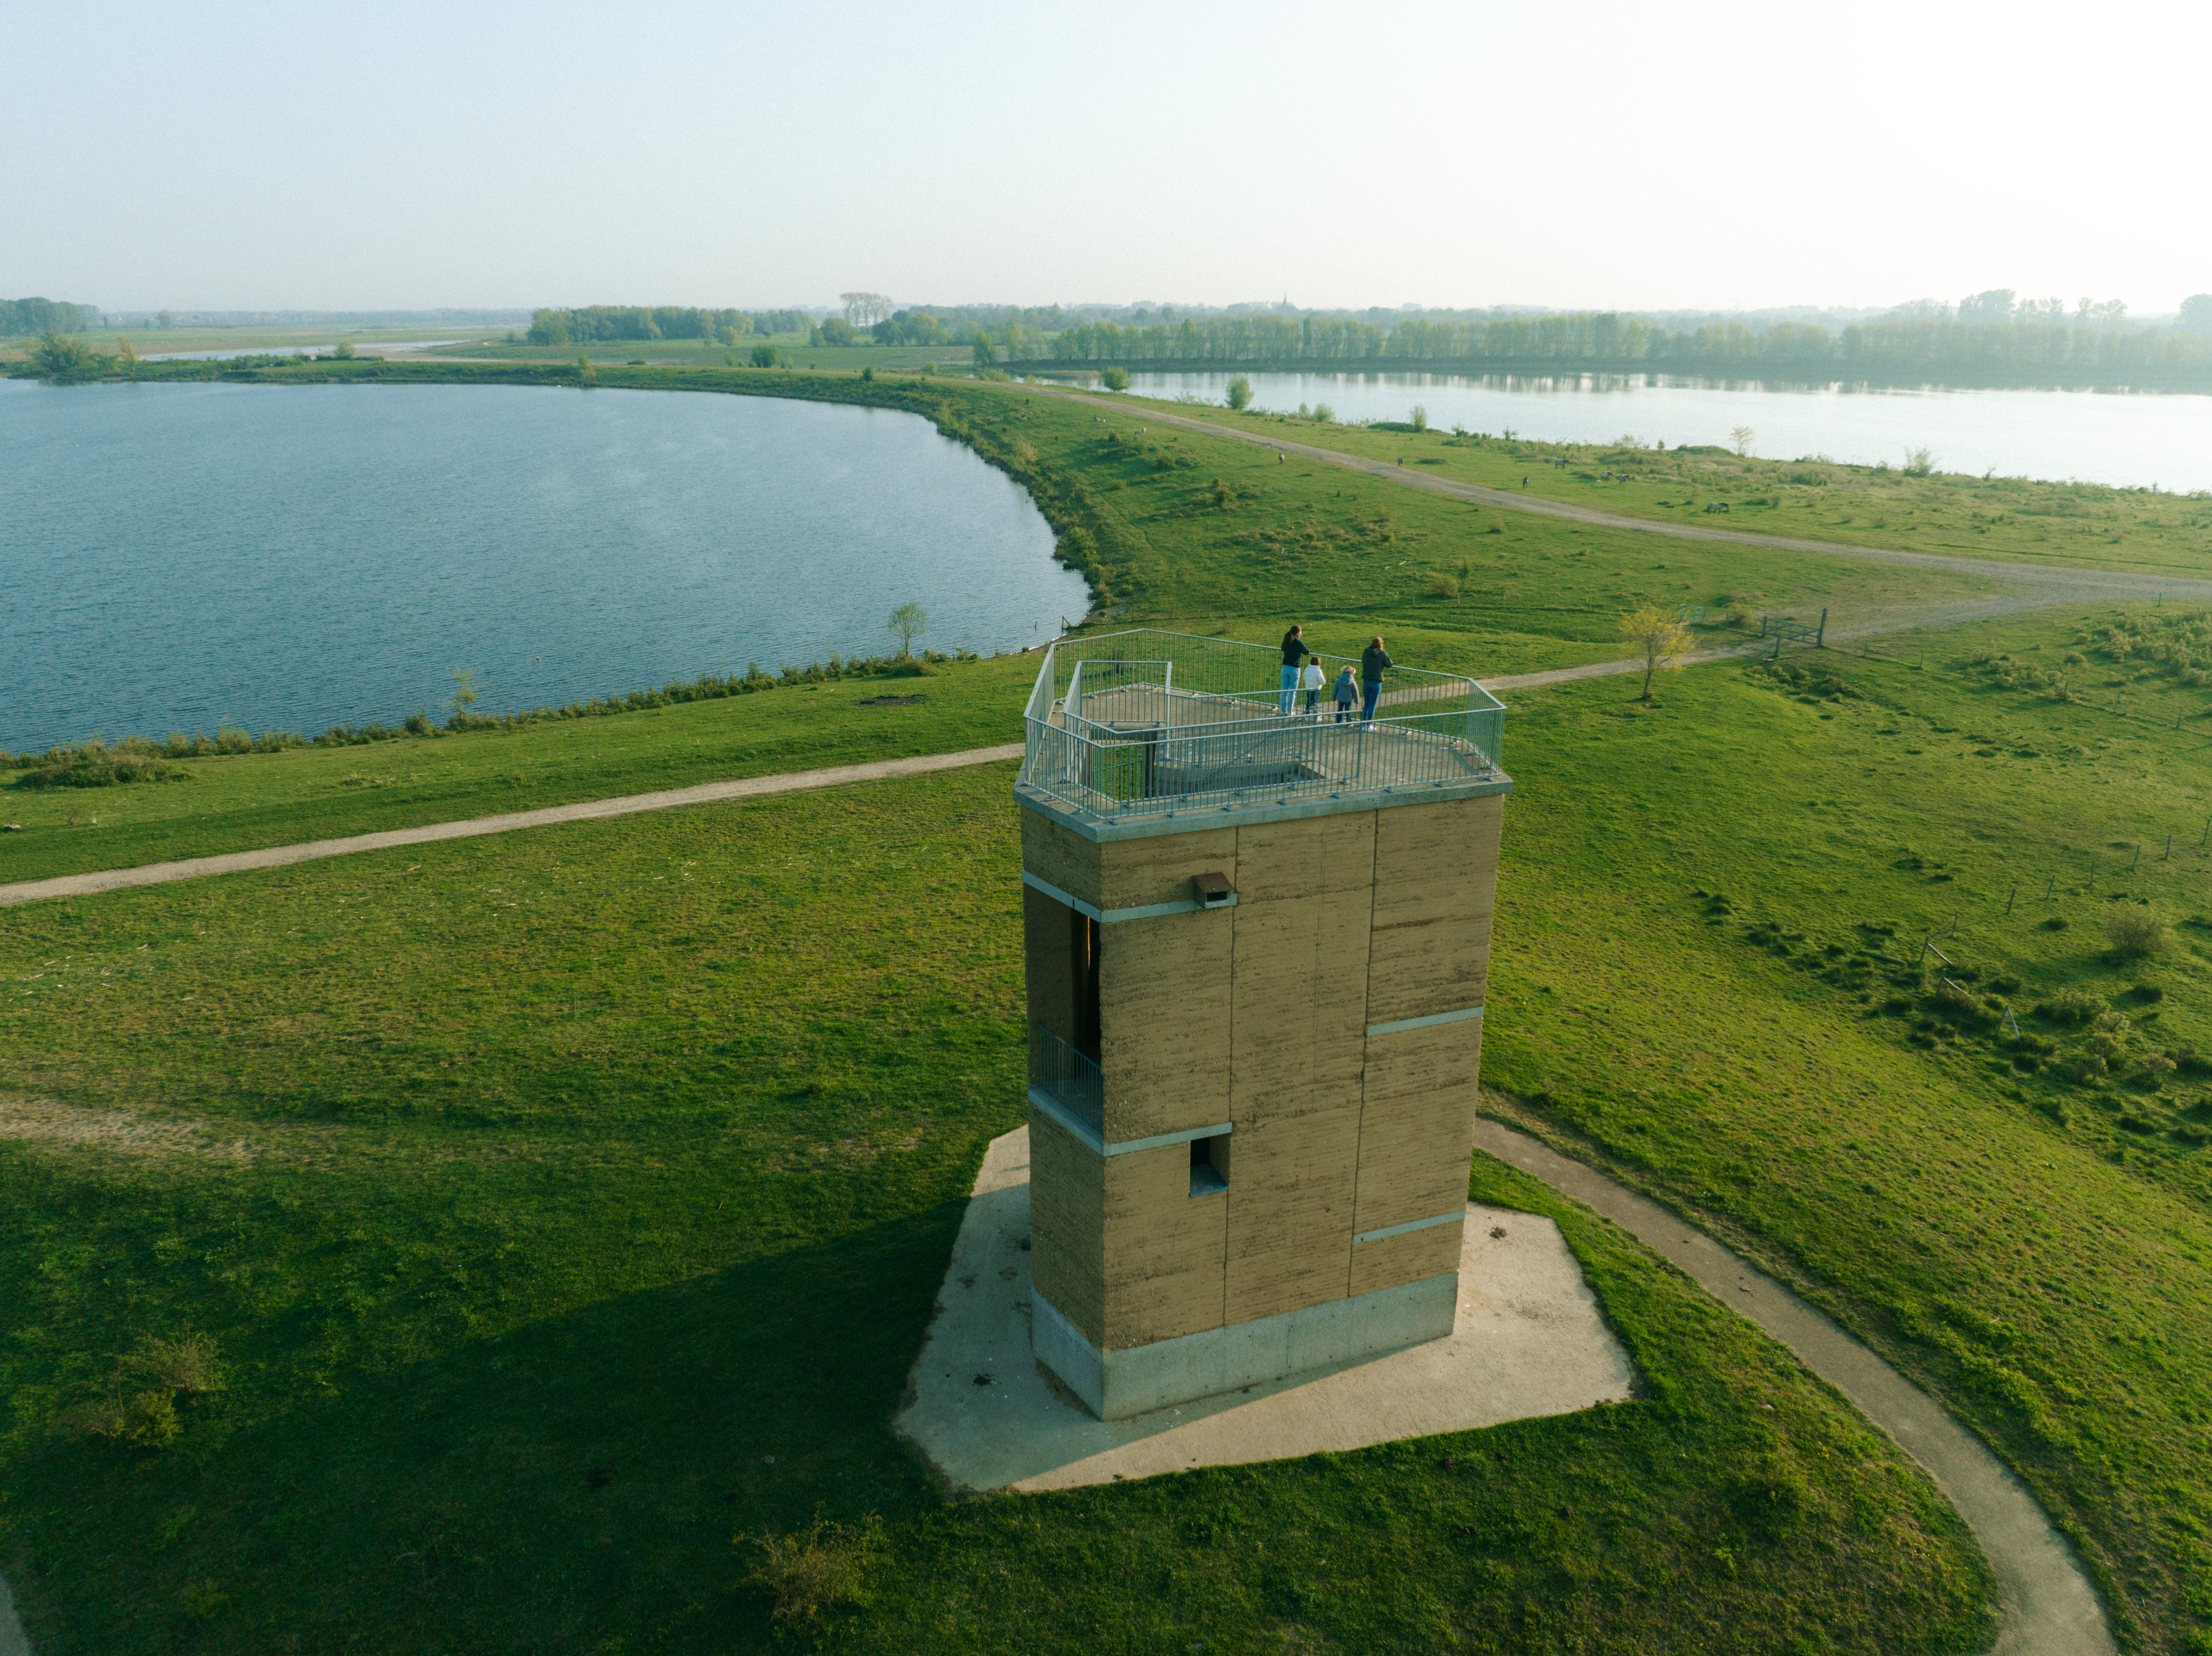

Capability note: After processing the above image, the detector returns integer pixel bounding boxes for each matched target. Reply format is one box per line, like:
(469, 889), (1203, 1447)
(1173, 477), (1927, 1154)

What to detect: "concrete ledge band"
(1366, 1004), (1483, 1037)
(1028, 1088), (1230, 1158)
(1020, 869), (1237, 924)
(1015, 777), (1514, 845)
(1034, 1273), (1461, 1420)
(1353, 1210), (1466, 1245)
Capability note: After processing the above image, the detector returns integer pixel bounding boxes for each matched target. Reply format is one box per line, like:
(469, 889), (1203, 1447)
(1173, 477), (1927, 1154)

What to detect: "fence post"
(2045, 874), (2055, 899)
(2006, 883), (2016, 915)
(2090, 857), (2099, 882)
(2131, 845), (2141, 871)
(1817, 607), (1827, 647)
(2166, 834), (2173, 860)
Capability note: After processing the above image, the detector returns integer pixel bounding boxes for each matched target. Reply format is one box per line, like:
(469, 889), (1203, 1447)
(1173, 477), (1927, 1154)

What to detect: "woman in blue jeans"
(1278, 625), (1312, 714)
(1360, 635), (1393, 724)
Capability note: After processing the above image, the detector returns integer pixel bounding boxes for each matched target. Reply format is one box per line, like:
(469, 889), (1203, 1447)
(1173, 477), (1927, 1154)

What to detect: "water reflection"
(1102, 370), (2212, 492)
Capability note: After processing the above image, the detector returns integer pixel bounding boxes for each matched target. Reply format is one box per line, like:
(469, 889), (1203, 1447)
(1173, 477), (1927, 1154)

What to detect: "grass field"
(0, 658), (1039, 885)
(6, 362), (2212, 1651)
(0, 767), (1993, 1653)
(1093, 390), (2212, 581)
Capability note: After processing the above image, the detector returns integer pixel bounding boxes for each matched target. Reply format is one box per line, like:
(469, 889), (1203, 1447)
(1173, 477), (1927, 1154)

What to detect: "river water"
(0, 380), (1083, 754)
(1117, 370), (2212, 495)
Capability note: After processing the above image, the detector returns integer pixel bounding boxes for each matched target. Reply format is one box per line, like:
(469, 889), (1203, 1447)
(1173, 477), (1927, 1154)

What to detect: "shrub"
(2035, 987), (2105, 1024)
(1311, 402), (1335, 424)
(2106, 907), (2171, 959)
(1225, 377), (1252, 411)
(743, 1513), (880, 1621)
(58, 1333), (221, 1450)
(1100, 366), (1129, 391)
(1425, 573), (1461, 599)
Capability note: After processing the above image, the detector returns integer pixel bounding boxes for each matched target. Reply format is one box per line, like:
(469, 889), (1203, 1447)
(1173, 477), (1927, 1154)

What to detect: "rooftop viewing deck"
(1015, 629), (1508, 833)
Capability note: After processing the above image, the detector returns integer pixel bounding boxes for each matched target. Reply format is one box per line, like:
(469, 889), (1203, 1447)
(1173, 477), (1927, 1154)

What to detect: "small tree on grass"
(1729, 424), (1755, 457)
(450, 667), (478, 720)
(2107, 906), (2170, 959)
(1620, 604), (1692, 702)
(1410, 404), (1428, 432)
(889, 602), (927, 658)
(750, 343), (779, 368)
(1225, 377), (1252, 410)
(1101, 365), (1129, 391)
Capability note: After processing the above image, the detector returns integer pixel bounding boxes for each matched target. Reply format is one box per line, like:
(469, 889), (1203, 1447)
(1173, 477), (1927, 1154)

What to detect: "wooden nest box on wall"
(1014, 630), (1511, 1419)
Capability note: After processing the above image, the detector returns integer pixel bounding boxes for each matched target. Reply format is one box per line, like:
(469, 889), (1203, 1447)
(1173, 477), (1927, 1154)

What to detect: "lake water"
(1118, 370), (2212, 495)
(0, 380), (1083, 754)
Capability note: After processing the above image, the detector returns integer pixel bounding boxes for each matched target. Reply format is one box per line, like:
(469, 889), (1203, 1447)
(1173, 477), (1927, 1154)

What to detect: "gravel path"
(0, 745), (1024, 910)
(1475, 1118), (2115, 1656)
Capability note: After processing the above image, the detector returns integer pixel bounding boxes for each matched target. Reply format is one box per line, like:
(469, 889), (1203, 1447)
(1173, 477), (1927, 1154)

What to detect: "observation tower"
(1015, 630), (1511, 1419)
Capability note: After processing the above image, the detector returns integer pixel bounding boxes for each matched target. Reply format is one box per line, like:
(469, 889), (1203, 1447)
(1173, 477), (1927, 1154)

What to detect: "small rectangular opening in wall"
(1189, 1134), (1228, 1196)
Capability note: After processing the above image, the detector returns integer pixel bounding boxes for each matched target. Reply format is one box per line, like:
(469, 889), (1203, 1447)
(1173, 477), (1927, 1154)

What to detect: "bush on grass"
(743, 1512), (881, 1621)
(2106, 906), (2171, 959)
(60, 1334), (223, 1450)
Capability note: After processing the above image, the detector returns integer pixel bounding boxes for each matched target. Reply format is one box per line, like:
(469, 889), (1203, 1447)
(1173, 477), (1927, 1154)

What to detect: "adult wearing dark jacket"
(1359, 636), (1393, 724)
(1278, 625), (1312, 715)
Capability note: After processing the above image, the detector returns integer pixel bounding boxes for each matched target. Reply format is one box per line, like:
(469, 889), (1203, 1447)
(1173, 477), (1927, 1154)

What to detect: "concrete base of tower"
(1034, 1276), (1458, 1421)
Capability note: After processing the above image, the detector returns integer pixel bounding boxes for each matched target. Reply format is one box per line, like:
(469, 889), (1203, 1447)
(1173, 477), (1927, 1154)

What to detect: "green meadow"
(4, 362), (2211, 1651)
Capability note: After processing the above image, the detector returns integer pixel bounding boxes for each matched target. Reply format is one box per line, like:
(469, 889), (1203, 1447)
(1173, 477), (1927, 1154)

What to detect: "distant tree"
(155, 309), (175, 329)
(815, 317), (860, 347)
(449, 667), (478, 721)
(2178, 294), (2212, 335)
(1729, 424), (1755, 457)
(972, 335), (996, 368)
(751, 343), (780, 368)
(527, 309), (571, 346)
(840, 291), (894, 326)
(1956, 288), (2016, 324)
(1226, 377), (1253, 410)
(1100, 365), (1129, 391)
(1409, 404), (1428, 432)
(332, 340), (355, 360)
(1620, 604), (1692, 702)
(1312, 403), (1335, 423)
(888, 602), (927, 658)
(116, 335), (138, 375)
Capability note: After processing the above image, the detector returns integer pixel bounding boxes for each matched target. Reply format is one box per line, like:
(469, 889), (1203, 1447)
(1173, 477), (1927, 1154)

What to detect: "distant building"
(1015, 630), (1510, 1419)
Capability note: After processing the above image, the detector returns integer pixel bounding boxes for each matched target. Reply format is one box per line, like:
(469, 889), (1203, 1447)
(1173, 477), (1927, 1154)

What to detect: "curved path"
(0, 744), (1024, 909)
(1474, 1117), (2115, 1656)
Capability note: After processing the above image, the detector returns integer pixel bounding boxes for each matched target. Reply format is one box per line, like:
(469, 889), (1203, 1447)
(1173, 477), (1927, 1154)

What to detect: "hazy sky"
(6, 0), (2203, 315)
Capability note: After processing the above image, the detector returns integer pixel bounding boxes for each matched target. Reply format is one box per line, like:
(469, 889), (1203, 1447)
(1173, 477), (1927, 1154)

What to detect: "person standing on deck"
(1300, 656), (1324, 716)
(1332, 665), (1359, 723)
(1360, 636), (1393, 726)
(1279, 625), (1312, 714)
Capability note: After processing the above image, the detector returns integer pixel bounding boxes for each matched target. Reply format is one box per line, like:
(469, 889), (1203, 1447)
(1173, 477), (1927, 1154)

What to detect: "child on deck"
(1332, 666), (1358, 722)
(1301, 659), (1324, 716)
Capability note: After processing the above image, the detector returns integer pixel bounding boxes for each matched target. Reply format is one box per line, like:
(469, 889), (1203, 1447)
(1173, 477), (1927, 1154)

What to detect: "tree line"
(525, 306), (814, 346)
(1036, 308), (2212, 378)
(1, 297), (99, 337)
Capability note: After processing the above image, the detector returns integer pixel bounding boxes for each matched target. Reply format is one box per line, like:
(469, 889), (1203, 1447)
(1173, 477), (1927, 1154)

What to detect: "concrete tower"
(1015, 630), (1510, 1419)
